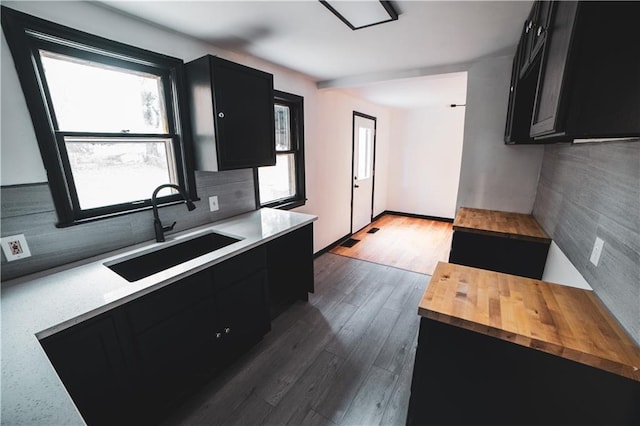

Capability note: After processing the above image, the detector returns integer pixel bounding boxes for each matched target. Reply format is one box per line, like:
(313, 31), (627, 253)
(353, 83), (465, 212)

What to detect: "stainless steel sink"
(105, 231), (241, 282)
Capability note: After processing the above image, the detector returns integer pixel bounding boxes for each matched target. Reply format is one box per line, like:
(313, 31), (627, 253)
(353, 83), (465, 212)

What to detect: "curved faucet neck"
(152, 184), (186, 219)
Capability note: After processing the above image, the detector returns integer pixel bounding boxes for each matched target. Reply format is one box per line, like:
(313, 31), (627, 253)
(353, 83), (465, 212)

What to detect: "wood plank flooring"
(330, 214), (453, 275)
(161, 254), (430, 426)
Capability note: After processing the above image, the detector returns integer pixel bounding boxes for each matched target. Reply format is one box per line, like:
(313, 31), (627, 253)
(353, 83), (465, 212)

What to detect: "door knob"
(354, 184), (360, 188)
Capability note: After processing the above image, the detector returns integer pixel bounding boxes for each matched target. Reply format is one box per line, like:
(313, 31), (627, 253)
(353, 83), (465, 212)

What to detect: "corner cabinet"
(185, 55), (276, 170)
(506, 1), (640, 144)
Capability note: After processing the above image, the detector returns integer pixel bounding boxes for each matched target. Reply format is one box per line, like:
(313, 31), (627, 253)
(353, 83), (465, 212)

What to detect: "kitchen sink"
(105, 231), (241, 282)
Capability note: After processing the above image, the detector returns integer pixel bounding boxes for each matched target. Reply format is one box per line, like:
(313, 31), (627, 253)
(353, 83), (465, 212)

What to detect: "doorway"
(351, 112), (376, 233)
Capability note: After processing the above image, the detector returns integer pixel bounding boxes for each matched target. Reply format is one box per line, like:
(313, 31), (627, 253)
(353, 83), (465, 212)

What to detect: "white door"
(351, 113), (376, 233)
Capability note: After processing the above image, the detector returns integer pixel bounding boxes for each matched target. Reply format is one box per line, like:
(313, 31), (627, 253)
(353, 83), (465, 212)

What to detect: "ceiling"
(100, 1), (532, 108)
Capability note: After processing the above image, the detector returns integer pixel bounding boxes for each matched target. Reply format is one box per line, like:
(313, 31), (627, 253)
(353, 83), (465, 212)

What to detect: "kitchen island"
(1, 208), (317, 425)
(408, 262), (640, 425)
(449, 207), (551, 279)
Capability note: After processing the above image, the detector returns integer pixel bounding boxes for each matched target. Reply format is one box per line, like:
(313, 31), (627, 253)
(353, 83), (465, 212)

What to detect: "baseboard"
(314, 233), (352, 258)
(382, 210), (454, 223)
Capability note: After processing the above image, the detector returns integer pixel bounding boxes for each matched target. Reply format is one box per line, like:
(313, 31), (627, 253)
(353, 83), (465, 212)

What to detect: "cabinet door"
(266, 224), (314, 318)
(133, 298), (218, 405)
(41, 315), (135, 426)
(211, 57), (276, 169)
(124, 270), (218, 411)
(215, 269), (270, 360)
(518, 3), (538, 77)
(530, 1), (553, 61)
(530, 1), (579, 138)
(504, 38), (537, 144)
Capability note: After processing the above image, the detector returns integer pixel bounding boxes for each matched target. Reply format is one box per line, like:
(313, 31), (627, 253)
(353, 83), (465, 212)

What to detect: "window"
(257, 90), (305, 209)
(1, 7), (196, 225)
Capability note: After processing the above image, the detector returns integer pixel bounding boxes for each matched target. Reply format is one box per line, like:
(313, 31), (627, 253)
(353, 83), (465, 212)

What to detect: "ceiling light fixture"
(320, 1), (399, 31)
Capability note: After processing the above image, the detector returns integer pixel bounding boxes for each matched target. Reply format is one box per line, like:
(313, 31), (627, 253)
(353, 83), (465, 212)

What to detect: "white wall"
(387, 104), (465, 219)
(302, 89), (393, 251)
(0, 1), (320, 186)
(0, 1), (397, 255)
(456, 55), (544, 214)
(1, 33), (48, 184)
(542, 242), (592, 290)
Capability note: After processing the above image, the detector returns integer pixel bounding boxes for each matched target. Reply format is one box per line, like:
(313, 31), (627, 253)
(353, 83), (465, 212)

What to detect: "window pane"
(65, 137), (177, 210)
(274, 104), (291, 151)
(258, 153), (296, 204)
(357, 127), (373, 179)
(40, 50), (168, 134)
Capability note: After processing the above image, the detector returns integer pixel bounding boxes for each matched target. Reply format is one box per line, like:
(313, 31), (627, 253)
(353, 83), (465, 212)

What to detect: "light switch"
(589, 237), (604, 266)
(209, 196), (219, 212)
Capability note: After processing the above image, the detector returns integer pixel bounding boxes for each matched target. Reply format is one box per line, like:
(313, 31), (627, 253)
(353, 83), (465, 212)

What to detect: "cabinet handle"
(537, 26), (543, 37)
(215, 332), (222, 339)
(224, 327), (231, 334)
(525, 21), (532, 32)
(218, 112), (225, 118)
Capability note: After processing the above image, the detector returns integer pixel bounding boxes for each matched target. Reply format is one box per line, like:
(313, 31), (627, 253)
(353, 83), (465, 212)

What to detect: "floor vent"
(340, 238), (360, 248)
(367, 227), (380, 234)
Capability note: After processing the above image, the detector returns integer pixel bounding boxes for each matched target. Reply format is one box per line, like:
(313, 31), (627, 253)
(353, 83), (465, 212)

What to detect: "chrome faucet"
(151, 184), (196, 242)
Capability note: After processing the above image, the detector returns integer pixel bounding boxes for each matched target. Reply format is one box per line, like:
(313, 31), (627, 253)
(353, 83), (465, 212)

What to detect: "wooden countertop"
(419, 262), (640, 382)
(453, 207), (551, 243)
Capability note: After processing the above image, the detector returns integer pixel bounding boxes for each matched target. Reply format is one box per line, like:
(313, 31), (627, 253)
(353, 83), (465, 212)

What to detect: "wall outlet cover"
(1, 234), (32, 262)
(589, 237), (604, 267)
(209, 195), (219, 212)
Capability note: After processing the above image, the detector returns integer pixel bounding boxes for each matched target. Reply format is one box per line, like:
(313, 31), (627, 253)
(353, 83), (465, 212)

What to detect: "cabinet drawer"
(125, 269), (213, 334)
(214, 246), (267, 289)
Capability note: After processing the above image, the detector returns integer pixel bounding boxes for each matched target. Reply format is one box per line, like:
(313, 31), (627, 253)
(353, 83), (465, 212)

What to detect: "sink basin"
(106, 232), (241, 282)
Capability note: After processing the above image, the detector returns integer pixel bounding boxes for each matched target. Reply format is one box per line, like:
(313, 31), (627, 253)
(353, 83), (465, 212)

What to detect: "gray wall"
(457, 55), (544, 214)
(1, 170), (256, 281)
(532, 140), (640, 344)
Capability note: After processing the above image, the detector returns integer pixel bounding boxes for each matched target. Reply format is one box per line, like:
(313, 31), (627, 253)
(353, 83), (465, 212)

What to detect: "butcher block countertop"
(453, 207), (551, 243)
(419, 262), (640, 382)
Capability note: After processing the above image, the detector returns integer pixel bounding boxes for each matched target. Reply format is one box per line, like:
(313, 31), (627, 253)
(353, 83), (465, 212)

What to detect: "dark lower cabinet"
(408, 318), (640, 425)
(214, 247), (271, 361)
(41, 245), (273, 425)
(40, 314), (137, 426)
(449, 230), (550, 279)
(266, 224), (314, 319)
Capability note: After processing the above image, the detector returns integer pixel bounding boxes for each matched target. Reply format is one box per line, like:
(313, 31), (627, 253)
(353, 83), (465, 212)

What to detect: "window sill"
(262, 198), (306, 211)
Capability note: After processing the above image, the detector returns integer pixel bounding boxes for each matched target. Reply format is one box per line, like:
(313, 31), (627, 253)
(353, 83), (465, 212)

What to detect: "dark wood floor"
(162, 253), (430, 425)
(330, 214), (452, 275)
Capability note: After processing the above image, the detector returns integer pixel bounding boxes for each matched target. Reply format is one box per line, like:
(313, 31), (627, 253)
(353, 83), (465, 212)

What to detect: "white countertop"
(1, 208), (317, 425)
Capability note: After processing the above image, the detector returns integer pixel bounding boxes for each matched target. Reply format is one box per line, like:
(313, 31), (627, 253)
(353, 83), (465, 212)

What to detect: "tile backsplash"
(1, 169), (256, 282)
(533, 140), (640, 344)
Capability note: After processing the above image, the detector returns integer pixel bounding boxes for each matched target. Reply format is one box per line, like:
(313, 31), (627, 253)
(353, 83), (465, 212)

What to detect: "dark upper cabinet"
(506, 1), (640, 144)
(529, 1), (578, 138)
(185, 55), (276, 170)
(518, 1), (553, 79)
(504, 38), (537, 144)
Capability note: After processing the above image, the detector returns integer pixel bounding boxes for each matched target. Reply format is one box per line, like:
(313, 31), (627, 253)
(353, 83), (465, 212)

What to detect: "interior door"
(351, 112), (376, 233)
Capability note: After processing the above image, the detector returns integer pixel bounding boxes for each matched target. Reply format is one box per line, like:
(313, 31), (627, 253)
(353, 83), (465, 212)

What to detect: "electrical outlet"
(1, 234), (32, 262)
(589, 237), (604, 266)
(209, 195), (219, 212)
